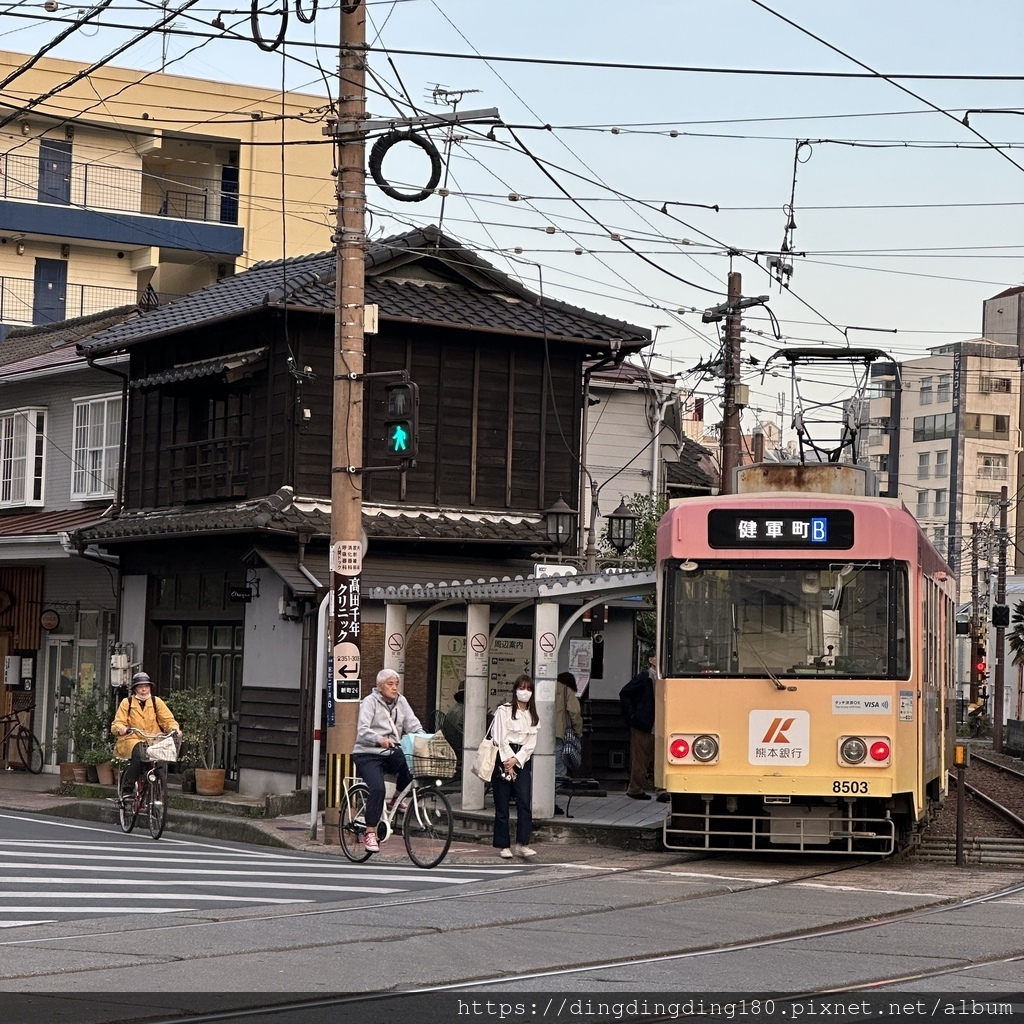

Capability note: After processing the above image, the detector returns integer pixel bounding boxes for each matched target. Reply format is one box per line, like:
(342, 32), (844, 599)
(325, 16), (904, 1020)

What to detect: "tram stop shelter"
(368, 568), (655, 819)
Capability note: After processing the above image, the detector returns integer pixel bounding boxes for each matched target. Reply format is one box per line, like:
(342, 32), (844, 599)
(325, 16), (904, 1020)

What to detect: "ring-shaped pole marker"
(295, 0), (317, 23)
(368, 130), (443, 204)
(251, 0), (288, 52)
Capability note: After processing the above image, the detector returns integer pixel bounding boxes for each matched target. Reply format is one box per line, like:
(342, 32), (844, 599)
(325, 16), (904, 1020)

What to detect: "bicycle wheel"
(339, 784), (372, 863)
(403, 782), (453, 868)
(16, 727), (44, 774)
(147, 772), (168, 840)
(118, 778), (139, 834)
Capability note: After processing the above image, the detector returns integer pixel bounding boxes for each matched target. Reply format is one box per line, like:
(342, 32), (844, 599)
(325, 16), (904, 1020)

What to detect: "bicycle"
(0, 707), (44, 774)
(117, 728), (179, 840)
(339, 763), (454, 869)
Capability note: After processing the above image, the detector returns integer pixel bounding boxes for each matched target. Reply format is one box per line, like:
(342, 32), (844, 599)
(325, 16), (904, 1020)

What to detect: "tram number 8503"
(833, 781), (869, 794)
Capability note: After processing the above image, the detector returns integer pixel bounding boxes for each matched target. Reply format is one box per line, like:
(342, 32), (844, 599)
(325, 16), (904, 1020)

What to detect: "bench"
(556, 777), (606, 818)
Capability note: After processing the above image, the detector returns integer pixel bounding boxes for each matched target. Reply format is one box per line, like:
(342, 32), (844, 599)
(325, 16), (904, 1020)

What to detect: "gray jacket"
(352, 689), (423, 756)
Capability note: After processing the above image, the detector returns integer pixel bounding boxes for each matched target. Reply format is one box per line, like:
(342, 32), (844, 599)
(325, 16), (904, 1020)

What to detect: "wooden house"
(73, 226), (651, 793)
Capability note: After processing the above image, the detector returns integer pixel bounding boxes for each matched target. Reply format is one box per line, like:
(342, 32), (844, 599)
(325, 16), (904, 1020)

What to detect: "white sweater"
(491, 702), (538, 767)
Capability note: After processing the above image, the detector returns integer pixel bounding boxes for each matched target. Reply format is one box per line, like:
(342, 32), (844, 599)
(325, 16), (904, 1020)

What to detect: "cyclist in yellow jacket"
(111, 672), (180, 801)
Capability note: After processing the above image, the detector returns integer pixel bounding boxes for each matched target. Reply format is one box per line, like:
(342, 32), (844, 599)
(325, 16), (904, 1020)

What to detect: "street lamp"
(544, 496), (578, 554)
(606, 499), (638, 555)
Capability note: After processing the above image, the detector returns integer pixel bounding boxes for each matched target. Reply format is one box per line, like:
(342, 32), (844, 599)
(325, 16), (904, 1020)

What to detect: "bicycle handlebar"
(123, 728), (182, 740)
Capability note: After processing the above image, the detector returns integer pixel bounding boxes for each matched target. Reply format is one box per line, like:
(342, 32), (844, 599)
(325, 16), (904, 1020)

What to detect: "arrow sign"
(334, 641), (360, 683)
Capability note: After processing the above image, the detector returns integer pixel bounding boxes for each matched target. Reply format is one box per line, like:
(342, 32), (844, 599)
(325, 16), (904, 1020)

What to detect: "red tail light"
(669, 737), (690, 760)
(869, 740), (890, 762)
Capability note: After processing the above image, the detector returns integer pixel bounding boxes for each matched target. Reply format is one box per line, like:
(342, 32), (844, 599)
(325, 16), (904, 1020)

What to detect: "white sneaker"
(516, 845), (537, 858)
(499, 848), (513, 859)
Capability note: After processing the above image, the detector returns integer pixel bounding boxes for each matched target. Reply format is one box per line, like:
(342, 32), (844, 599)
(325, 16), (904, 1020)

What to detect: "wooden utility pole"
(970, 523), (980, 704)
(719, 271), (743, 494)
(324, 2), (368, 842)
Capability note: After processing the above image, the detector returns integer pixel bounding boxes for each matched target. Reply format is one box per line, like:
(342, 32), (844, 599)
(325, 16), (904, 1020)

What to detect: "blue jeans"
(492, 756), (532, 849)
(354, 749), (412, 828)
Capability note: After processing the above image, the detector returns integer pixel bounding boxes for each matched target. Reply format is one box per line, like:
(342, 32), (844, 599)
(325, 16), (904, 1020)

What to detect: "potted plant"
(166, 689), (224, 796)
(67, 692), (112, 784)
(80, 741), (116, 785)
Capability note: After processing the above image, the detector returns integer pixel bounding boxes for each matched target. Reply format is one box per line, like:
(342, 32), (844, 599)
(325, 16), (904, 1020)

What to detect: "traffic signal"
(383, 381), (418, 459)
(974, 643), (987, 680)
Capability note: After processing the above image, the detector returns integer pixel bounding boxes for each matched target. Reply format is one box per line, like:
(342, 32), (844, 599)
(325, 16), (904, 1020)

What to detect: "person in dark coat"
(619, 648), (666, 801)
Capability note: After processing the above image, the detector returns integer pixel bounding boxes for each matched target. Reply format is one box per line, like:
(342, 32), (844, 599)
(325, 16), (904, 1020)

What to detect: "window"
(975, 492), (1000, 515)
(935, 450), (948, 478)
(916, 491), (929, 516)
(0, 408), (45, 506)
(919, 377), (933, 405)
(933, 526), (946, 547)
(917, 452), (930, 479)
(937, 375), (951, 403)
(964, 414), (1010, 440)
(978, 453), (1008, 480)
(72, 395), (122, 499)
(933, 489), (947, 517)
(913, 413), (956, 442)
(979, 377), (1012, 394)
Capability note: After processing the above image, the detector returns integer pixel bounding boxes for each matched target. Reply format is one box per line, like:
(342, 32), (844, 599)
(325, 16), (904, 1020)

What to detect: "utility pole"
(970, 523), (980, 704)
(993, 486), (1008, 752)
(702, 272), (767, 495)
(325, 2), (368, 842)
(720, 271), (743, 493)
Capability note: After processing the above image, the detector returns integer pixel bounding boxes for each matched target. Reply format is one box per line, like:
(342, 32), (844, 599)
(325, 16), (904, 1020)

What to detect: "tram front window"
(664, 560), (909, 679)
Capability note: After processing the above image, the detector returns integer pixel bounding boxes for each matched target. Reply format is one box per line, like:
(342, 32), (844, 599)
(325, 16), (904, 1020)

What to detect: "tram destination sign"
(708, 509), (854, 549)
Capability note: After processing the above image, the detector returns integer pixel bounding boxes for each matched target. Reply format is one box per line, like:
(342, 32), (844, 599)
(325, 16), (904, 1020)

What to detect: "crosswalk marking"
(0, 816), (525, 927)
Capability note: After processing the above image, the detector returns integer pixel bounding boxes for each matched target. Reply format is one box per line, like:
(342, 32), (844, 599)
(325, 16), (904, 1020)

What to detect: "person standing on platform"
(619, 648), (666, 801)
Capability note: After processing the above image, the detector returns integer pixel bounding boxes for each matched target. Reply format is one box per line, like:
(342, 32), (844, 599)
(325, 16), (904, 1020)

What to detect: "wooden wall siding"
(356, 328), (582, 512)
(237, 686), (300, 773)
(0, 566), (44, 650)
(125, 315), (283, 508)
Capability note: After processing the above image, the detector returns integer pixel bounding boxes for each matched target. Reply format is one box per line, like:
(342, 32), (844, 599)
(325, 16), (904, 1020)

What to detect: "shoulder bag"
(471, 716), (499, 782)
(562, 709), (582, 773)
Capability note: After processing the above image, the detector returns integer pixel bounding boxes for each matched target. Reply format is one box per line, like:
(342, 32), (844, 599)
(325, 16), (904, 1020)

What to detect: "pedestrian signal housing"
(384, 381), (418, 459)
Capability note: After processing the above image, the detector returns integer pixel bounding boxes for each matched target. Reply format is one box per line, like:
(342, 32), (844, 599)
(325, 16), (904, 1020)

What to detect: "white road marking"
(0, 892), (315, 903)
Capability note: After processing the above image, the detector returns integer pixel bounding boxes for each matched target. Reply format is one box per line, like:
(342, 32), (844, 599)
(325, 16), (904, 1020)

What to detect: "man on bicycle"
(352, 669), (423, 853)
(111, 672), (180, 802)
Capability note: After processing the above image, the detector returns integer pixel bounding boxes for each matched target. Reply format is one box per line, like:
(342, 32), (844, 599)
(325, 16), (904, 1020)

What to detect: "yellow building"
(0, 50), (332, 327)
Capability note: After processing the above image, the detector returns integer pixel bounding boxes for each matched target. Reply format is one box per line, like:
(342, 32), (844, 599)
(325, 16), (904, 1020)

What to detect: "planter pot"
(181, 773), (197, 794)
(59, 762), (82, 784)
(194, 768), (226, 796)
(70, 763), (89, 783)
(86, 765), (98, 783)
(95, 761), (114, 786)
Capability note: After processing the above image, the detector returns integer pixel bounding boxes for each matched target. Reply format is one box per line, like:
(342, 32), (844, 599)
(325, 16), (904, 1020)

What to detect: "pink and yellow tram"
(656, 488), (956, 855)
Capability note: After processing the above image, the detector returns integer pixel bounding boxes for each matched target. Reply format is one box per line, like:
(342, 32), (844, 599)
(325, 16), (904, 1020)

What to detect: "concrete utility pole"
(970, 523), (980, 704)
(993, 486), (1008, 752)
(325, 2), (369, 841)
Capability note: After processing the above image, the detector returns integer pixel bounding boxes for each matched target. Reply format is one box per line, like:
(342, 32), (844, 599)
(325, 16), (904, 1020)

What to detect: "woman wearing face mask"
(491, 674), (540, 859)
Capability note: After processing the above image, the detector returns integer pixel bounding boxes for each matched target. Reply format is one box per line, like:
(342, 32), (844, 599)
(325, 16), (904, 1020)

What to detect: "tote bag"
(471, 721), (498, 781)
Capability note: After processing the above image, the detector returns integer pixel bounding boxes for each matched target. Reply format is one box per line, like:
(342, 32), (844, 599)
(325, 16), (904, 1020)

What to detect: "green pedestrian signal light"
(384, 380), (418, 460)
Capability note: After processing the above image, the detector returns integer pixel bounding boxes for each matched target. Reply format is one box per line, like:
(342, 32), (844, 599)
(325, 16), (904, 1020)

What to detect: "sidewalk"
(0, 769), (666, 863)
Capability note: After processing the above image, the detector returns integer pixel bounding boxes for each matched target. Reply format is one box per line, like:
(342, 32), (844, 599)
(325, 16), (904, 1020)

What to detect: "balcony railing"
(977, 466), (1008, 480)
(168, 437), (249, 503)
(0, 273), (138, 325)
(0, 151), (238, 225)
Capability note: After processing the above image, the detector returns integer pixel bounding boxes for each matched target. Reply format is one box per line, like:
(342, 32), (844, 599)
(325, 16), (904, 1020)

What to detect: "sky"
(3, 0), (1024, 440)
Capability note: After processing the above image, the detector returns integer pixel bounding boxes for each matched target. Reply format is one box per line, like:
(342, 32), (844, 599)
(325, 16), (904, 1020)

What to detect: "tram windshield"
(663, 560), (910, 679)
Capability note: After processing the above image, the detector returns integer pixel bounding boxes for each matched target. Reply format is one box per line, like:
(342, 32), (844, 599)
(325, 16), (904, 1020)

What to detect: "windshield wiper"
(744, 641), (798, 692)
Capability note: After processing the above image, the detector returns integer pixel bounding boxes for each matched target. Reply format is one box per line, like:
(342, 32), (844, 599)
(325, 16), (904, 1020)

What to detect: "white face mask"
(515, 689), (532, 703)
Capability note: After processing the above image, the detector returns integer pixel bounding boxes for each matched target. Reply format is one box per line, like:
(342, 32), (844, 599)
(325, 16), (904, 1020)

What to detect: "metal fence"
(0, 274), (139, 326)
(0, 152), (237, 225)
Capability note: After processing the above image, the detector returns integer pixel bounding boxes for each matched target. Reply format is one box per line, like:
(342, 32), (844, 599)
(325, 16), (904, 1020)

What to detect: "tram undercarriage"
(662, 792), (923, 856)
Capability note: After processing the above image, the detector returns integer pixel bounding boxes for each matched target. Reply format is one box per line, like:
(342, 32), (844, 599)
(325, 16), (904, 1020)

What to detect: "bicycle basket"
(412, 732), (457, 779)
(145, 734), (180, 762)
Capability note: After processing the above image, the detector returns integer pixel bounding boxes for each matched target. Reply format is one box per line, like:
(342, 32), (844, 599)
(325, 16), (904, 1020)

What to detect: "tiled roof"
(131, 346), (268, 388)
(78, 226), (650, 356)
(1, 305), (138, 365)
(664, 435), (716, 491)
(589, 358), (676, 385)
(70, 489), (548, 547)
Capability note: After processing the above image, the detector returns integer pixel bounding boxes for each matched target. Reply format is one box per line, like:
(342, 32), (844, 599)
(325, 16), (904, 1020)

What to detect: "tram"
(656, 465), (956, 855)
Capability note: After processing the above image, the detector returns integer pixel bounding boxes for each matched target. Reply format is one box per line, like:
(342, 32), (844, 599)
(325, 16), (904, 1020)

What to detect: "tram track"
(52, 875), (1024, 1024)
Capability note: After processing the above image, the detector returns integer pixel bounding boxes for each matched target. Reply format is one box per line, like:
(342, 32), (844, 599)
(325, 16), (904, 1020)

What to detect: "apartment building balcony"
(0, 272), (155, 326)
(868, 396), (891, 421)
(977, 466), (1008, 480)
(865, 432), (890, 454)
(0, 152), (243, 256)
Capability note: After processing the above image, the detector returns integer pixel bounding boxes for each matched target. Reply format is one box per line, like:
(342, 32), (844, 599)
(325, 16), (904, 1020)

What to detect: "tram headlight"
(692, 734), (719, 762)
(840, 737), (867, 764)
